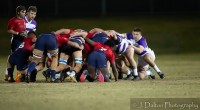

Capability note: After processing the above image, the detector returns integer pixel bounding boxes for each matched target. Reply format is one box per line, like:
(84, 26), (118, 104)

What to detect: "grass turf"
(0, 54), (200, 110)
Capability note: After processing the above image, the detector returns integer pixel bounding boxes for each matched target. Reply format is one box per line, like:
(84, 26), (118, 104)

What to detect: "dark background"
(1, 0), (200, 17)
(1, 0), (200, 55)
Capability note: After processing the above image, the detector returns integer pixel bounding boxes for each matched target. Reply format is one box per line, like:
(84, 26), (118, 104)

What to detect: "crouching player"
(5, 31), (37, 82)
(26, 31), (83, 83)
(71, 31), (119, 82)
(126, 28), (165, 79)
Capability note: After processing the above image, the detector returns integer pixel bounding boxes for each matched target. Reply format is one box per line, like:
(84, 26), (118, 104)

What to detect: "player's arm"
(7, 20), (18, 35)
(130, 45), (144, 54)
(54, 28), (71, 35)
(110, 61), (118, 81)
(7, 21), (26, 37)
(7, 29), (19, 35)
(89, 28), (104, 33)
(67, 41), (84, 50)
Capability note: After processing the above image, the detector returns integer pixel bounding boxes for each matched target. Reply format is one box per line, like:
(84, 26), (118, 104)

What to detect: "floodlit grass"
(0, 54), (200, 110)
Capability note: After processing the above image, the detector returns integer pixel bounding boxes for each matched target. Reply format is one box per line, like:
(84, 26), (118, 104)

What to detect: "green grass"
(0, 54), (200, 110)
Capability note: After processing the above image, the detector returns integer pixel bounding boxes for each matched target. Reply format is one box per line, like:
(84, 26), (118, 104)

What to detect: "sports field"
(0, 54), (200, 110)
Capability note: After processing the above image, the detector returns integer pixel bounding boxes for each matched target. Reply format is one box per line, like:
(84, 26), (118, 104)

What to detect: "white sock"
(70, 71), (76, 76)
(146, 70), (151, 75)
(153, 65), (161, 73)
(133, 68), (138, 76)
(55, 73), (61, 79)
(127, 69), (131, 75)
(5, 68), (8, 75)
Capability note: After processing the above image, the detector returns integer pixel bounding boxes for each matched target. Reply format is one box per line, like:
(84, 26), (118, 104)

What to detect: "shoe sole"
(69, 75), (77, 83)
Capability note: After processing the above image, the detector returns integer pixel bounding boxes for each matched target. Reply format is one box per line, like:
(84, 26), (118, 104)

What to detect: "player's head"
(104, 38), (116, 48)
(16, 5), (26, 18)
(27, 31), (36, 37)
(26, 6), (37, 20)
(132, 27), (142, 39)
(28, 31), (37, 42)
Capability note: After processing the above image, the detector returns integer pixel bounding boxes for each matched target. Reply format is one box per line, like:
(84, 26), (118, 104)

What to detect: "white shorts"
(137, 49), (155, 69)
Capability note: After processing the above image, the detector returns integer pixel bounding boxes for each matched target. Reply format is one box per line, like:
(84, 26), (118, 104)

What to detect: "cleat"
(132, 76), (140, 80)
(148, 74), (155, 79)
(30, 73), (37, 82)
(20, 74), (26, 82)
(26, 74), (30, 83)
(158, 72), (165, 79)
(50, 76), (57, 83)
(98, 72), (104, 82)
(79, 73), (85, 82)
(4, 75), (9, 81)
(42, 71), (50, 82)
(147, 68), (155, 79)
(124, 74), (132, 80)
(60, 70), (67, 82)
(8, 77), (15, 82)
(69, 75), (77, 83)
(109, 74), (112, 80)
(15, 71), (21, 83)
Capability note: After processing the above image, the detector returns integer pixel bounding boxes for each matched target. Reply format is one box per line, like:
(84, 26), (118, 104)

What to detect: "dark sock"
(27, 62), (37, 76)
(7, 68), (14, 79)
(30, 69), (38, 82)
(86, 75), (95, 82)
(50, 69), (56, 78)
(46, 68), (51, 75)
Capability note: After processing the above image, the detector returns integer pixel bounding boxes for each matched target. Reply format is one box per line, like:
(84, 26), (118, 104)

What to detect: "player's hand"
(79, 37), (85, 44)
(18, 32), (27, 38)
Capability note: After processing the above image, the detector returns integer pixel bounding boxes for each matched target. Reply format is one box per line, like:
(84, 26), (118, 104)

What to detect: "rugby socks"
(50, 69), (56, 81)
(70, 70), (76, 76)
(46, 68), (51, 75)
(27, 62), (37, 76)
(133, 68), (138, 76)
(31, 69), (38, 75)
(30, 69), (38, 82)
(153, 65), (161, 73)
(7, 68), (14, 79)
(127, 69), (131, 75)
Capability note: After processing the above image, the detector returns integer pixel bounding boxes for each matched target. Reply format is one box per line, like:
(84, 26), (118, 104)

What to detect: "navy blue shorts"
(92, 33), (108, 44)
(11, 35), (24, 52)
(60, 37), (82, 55)
(9, 49), (32, 71)
(87, 50), (107, 68)
(35, 33), (58, 52)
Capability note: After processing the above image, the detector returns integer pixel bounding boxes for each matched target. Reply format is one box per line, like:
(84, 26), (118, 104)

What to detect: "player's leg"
(137, 55), (155, 80)
(143, 51), (164, 79)
(124, 46), (139, 80)
(5, 55), (15, 82)
(56, 53), (69, 72)
(96, 52), (110, 82)
(67, 50), (83, 83)
(86, 65), (97, 82)
(86, 51), (103, 82)
(48, 49), (59, 82)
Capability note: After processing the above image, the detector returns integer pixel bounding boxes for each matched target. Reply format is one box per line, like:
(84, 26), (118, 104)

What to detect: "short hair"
(133, 28), (142, 33)
(16, 5), (26, 14)
(27, 6), (37, 12)
(28, 31), (36, 36)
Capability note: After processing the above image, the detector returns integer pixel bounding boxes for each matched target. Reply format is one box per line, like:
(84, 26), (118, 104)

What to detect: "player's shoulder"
(8, 17), (17, 22)
(32, 19), (37, 24)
